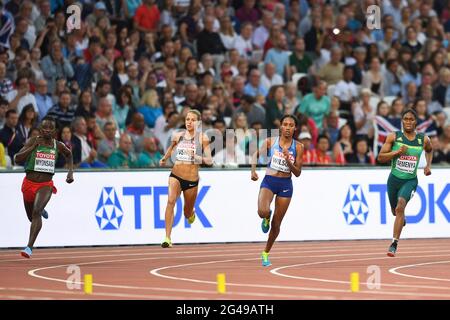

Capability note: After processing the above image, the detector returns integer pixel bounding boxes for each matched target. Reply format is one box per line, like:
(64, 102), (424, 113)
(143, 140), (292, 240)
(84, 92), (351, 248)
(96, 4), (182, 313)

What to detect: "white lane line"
(271, 255), (450, 291)
(24, 248), (450, 299)
(389, 260), (450, 282)
(25, 250), (345, 299)
(150, 252), (450, 298)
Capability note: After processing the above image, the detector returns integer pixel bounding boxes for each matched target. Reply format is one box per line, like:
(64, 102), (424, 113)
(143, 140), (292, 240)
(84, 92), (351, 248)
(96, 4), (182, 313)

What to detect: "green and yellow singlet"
(390, 131), (424, 180)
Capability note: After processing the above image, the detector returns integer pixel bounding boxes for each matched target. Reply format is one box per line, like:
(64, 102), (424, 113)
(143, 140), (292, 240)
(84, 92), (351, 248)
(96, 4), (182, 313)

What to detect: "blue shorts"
(260, 175), (293, 198)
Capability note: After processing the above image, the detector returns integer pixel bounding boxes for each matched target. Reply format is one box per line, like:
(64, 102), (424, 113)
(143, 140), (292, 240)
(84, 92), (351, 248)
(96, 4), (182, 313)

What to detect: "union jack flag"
(373, 116), (436, 156)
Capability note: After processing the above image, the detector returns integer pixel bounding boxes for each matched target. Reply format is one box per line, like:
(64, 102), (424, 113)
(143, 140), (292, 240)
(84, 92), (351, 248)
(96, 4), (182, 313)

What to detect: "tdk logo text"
(95, 186), (212, 230)
(344, 184), (450, 225)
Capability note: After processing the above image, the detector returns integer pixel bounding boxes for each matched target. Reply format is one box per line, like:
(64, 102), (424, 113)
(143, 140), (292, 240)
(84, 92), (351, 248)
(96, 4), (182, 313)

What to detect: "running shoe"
(261, 251), (271, 267)
(261, 210), (272, 233)
(187, 211), (196, 224)
(387, 241), (398, 257)
(161, 237), (172, 248)
(41, 209), (48, 219)
(21, 246), (32, 258)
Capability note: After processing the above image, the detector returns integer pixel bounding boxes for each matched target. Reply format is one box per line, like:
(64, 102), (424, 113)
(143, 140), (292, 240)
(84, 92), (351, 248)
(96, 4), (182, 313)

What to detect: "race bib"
(34, 151), (56, 173)
(176, 140), (195, 162)
(270, 150), (294, 173)
(395, 155), (417, 174)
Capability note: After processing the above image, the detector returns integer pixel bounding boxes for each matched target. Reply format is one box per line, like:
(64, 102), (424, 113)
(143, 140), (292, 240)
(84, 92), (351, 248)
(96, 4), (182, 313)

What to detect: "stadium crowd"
(0, 0), (449, 169)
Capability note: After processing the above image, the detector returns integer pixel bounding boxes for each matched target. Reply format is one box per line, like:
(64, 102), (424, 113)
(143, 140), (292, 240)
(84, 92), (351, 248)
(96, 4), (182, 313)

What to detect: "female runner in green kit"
(377, 109), (433, 257)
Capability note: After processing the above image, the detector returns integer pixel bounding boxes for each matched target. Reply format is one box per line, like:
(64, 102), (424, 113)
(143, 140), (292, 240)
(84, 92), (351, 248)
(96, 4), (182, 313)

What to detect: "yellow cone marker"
(84, 274), (93, 294)
(217, 273), (226, 294)
(350, 272), (359, 292)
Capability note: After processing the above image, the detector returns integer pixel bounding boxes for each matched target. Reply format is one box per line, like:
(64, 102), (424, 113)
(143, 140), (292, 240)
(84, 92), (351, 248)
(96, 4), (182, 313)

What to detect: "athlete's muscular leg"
(183, 186), (198, 219)
(265, 196), (291, 253)
(393, 197), (407, 239)
(165, 177), (182, 239)
(27, 187), (52, 249)
(257, 188), (274, 219)
(23, 200), (34, 222)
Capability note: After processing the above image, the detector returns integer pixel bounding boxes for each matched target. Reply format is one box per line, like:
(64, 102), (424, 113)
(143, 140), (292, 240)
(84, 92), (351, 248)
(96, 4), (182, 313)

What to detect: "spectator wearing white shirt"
(261, 63), (283, 92)
(234, 22), (254, 58)
(252, 10), (272, 50)
(154, 102), (179, 152)
(334, 66), (358, 108)
(7, 75), (38, 115)
(219, 16), (237, 50)
(353, 88), (375, 138)
(16, 4), (37, 49)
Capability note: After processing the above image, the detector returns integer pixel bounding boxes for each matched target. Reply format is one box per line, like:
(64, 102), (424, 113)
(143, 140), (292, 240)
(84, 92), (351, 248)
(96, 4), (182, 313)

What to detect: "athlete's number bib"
(270, 150), (294, 173)
(176, 140), (195, 162)
(395, 155), (417, 174)
(34, 151), (56, 173)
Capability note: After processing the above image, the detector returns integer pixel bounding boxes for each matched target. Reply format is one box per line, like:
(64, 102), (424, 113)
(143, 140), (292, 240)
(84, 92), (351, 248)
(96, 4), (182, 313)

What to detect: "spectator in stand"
(138, 137), (162, 167)
(333, 66), (358, 113)
(0, 109), (24, 161)
(289, 37), (313, 75)
(345, 138), (375, 165)
(97, 121), (118, 164)
(34, 79), (53, 121)
(41, 39), (74, 94)
(235, 94), (266, 128)
(71, 116), (107, 168)
(317, 47), (344, 86)
(298, 131), (316, 165)
(235, 0), (261, 26)
(261, 62), (283, 92)
(332, 124), (353, 165)
(126, 112), (160, 154)
(298, 79), (330, 133)
(134, 0), (160, 34)
(154, 102), (179, 152)
(0, 98), (6, 129)
(7, 75), (37, 115)
(264, 33), (291, 80)
(244, 68), (268, 98)
(75, 90), (95, 119)
(107, 133), (138, 168)
(265, 85), (286, 130)
(55, 125), (73, 168)
(314, 135), (333, 165)
(16, 104), (38, 141)
(47, 91), (76, 130)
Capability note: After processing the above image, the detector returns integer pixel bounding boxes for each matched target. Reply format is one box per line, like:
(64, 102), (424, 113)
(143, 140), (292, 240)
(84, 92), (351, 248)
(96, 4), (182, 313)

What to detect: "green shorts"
(387, 173), (418, 211)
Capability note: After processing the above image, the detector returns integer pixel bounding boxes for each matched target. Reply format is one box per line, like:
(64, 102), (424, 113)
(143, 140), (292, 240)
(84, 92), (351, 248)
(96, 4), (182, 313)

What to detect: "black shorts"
(170, 172), (199, 191)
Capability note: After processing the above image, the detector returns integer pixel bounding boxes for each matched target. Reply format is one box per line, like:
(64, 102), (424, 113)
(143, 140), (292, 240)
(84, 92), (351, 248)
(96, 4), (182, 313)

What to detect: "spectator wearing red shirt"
(83, 37), (103, 64)
(134, 0), (161, 33)
(235, 0), (261, 26)
(298, 131), (317, 165)
(314, 135), (333, 165)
